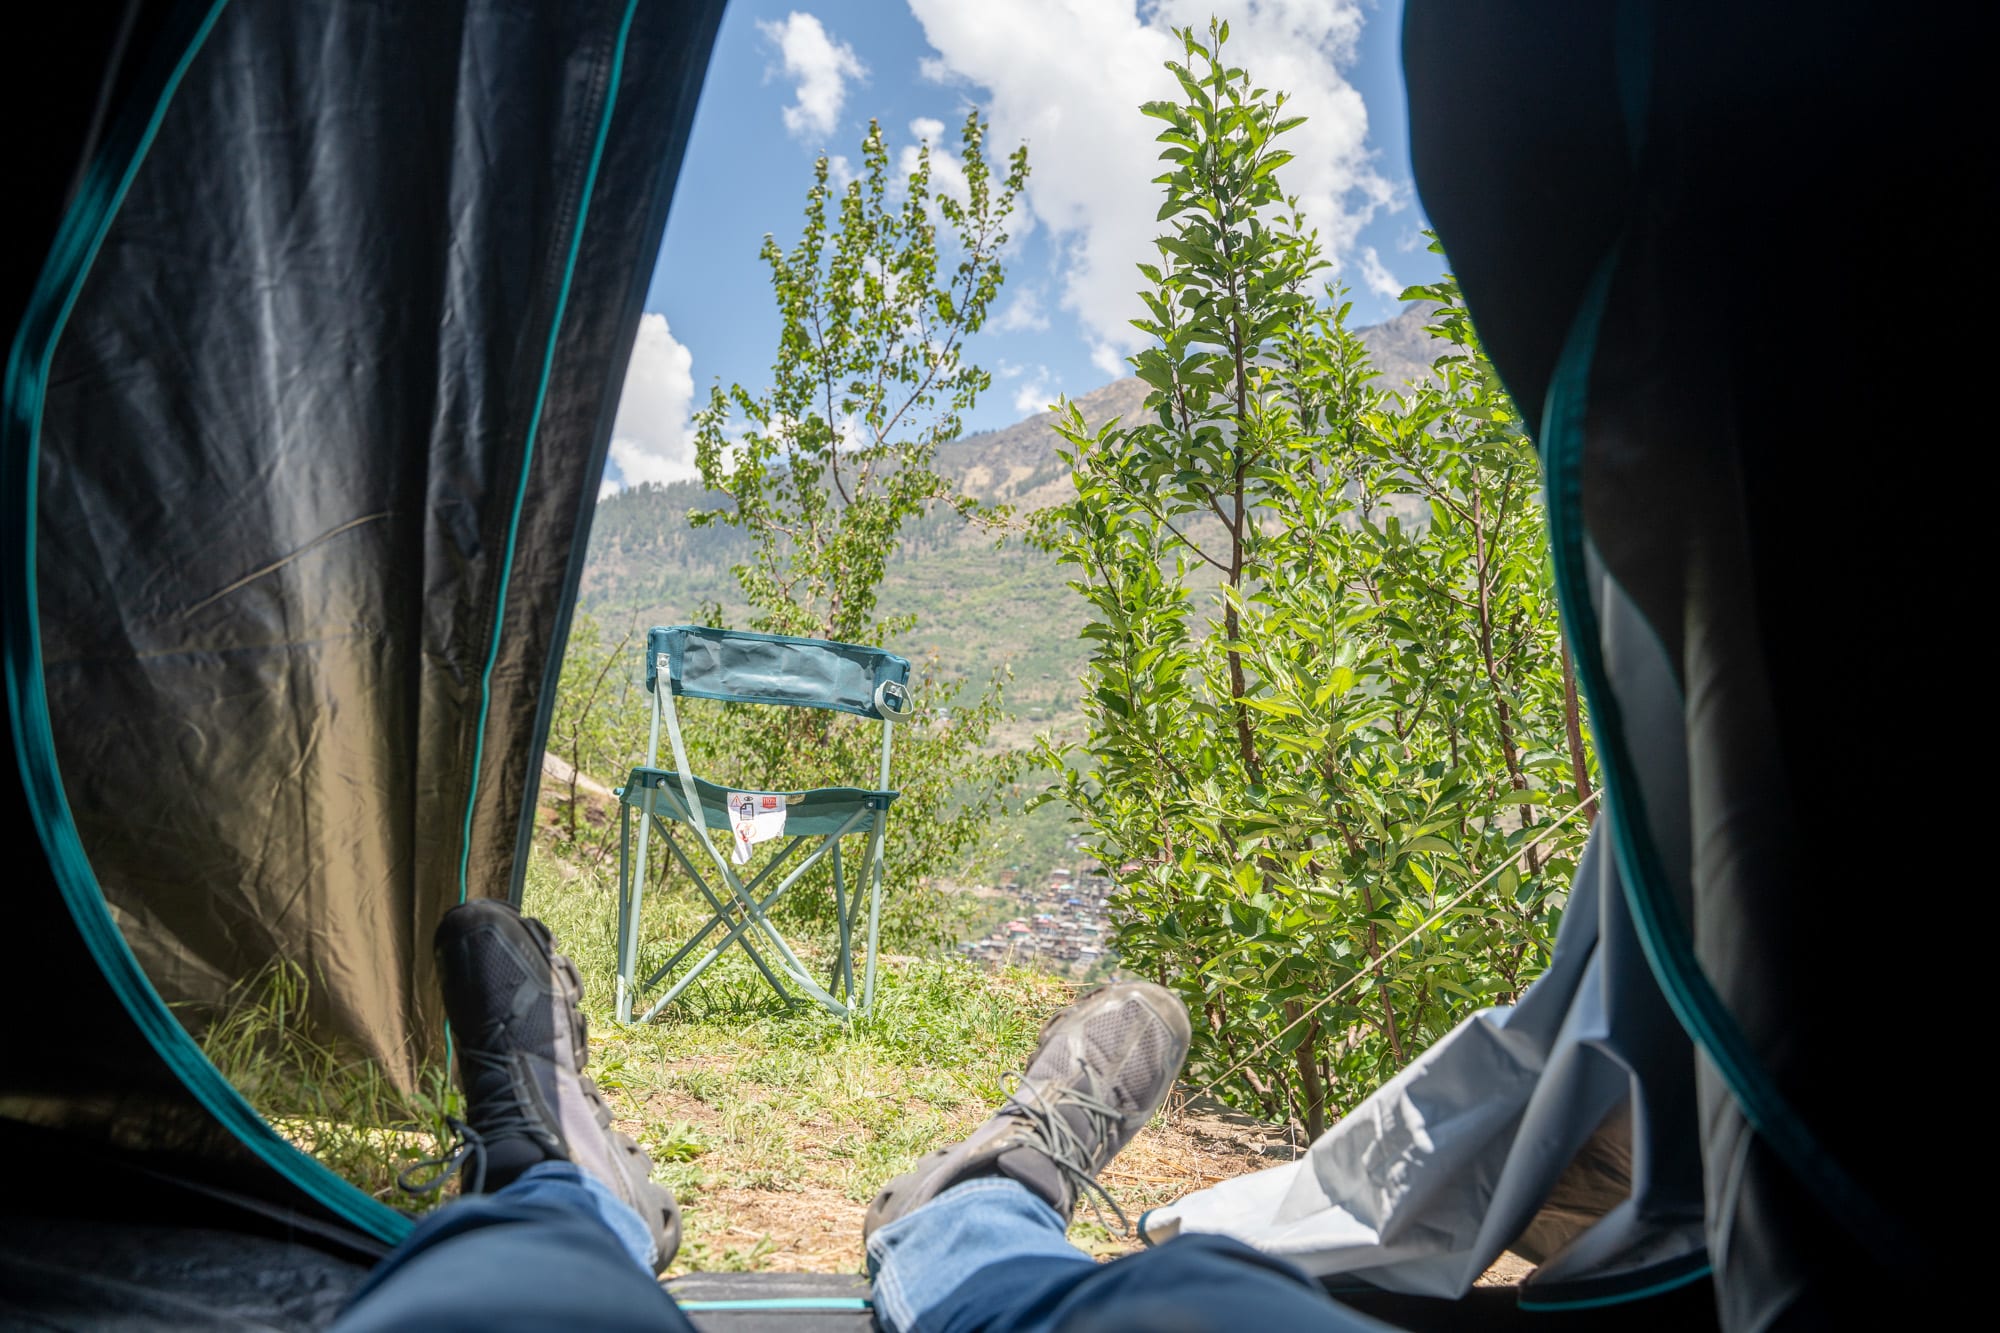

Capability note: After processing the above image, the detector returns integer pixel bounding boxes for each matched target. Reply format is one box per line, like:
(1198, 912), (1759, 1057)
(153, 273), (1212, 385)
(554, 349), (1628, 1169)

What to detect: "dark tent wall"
(5, 0), (722, 1246)
(21, 0), (722, 1091)
(1404, 0), (1967, 1322)
(7, 1), (1965, 1324)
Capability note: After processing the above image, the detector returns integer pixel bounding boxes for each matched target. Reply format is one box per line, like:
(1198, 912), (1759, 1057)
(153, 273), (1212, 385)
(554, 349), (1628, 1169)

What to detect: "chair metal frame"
(612, 627), (909, 1023)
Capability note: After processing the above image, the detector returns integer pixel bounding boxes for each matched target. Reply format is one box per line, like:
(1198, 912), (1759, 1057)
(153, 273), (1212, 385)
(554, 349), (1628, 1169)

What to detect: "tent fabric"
(28, 0), (722, 1091)
(5, 0), (723, 1255)
(0, 1216), (367, 1329)
(650, 625), (915, 720)
(1403, 0), (1965, 1321)
(1163, 1), (1965, 1320)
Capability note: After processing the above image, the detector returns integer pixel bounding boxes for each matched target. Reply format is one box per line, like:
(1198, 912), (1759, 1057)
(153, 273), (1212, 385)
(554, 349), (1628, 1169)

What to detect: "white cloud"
(899, 116), (971, 205)
(908, 0), (1393, 365)
(1011, 365), (1057, 415)
(1091, 341), (1128, 380)
(1355, 244), (1401, 299)
(839, 413), (867, 451)
(759, 12), (867, 142)
(603, 314), (697, 495)
(1013, 382), (1055, 416)
(995, 287), (1051, 333)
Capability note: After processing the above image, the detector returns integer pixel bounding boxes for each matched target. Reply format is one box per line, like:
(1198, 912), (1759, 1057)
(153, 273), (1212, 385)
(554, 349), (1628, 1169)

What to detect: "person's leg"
(334, 900), (688, 1330)
(421, 899), (682, 1264)
(335, 1163), (691, 1332)
(868, 1177), (1092, 1332)
(864, 982), (1388, 1333)
(892, 1219), (1388, 1333)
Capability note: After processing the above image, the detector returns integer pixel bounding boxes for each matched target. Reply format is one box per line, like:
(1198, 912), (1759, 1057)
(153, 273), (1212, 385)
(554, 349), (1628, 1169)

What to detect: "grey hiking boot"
(405, 899), (682, 1271)
(864, 981), (1191, 1240)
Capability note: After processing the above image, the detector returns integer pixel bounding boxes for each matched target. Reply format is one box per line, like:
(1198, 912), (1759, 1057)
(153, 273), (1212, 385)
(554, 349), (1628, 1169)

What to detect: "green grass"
(195, 843), (1215, 1274)
(190, 843), (1072, 1258)
(194, 959), (461, 1211)
(519, 845), (1078, 1273)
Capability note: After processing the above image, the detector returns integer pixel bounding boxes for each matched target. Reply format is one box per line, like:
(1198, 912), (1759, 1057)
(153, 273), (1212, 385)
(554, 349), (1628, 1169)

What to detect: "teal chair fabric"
(648, 625), (912, 719)
(613, 627), (911, 1023)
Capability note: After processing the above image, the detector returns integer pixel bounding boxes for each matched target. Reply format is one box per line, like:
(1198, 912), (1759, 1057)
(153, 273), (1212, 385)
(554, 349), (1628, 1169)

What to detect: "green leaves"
(1037, 25), (1593, 1135)
(628, 111), (1034, 950)
(690, 112), (1027, 649)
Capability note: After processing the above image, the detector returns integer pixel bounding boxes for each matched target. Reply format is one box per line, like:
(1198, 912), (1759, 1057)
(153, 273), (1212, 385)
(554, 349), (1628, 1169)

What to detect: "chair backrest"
(645, 626), (912, 721)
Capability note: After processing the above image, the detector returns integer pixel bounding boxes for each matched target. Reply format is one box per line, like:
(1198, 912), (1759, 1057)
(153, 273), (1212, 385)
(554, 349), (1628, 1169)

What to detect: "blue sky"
(603, 0), (1440, 494)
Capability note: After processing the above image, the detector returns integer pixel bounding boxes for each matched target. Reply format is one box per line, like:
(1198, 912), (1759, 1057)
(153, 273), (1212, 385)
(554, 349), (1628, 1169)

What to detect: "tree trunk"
(1559, 630), (1594, 817)
(1469, 489), (1541, 874)
(1282, 1000), (1328, 1140)
(1356, 880), (1407, 1066)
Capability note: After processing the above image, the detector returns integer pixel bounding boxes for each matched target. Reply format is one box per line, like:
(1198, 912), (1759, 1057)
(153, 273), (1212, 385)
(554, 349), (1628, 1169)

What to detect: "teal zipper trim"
(1, 0), (407, 1245)
(455, 0), (640, 905)
(674, 1299), (873, 1313)
(1516, 1259), (1711, 1312)
(1539, 251), (1924, 1270)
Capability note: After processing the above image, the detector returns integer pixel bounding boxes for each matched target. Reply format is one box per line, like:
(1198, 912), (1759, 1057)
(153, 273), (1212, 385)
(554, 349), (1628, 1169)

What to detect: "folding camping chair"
(612, 626), (913, 1023)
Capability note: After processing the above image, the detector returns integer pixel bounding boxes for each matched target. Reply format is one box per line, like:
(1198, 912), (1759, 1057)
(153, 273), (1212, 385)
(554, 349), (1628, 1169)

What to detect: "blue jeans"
(337, 1169), (1382, 1332)
(868, 1178), (1386, 1333)
(333, 1162), (689, 1332)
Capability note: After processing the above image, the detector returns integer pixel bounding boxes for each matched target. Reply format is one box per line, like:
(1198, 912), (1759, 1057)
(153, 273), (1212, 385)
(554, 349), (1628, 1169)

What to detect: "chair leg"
(646, 820), (863, 1017)
(860, 815), (888, 1015)
(648, 825), (802, 988)
(629, 800), (870, 1020)
(618, 789), (659, 1025)
(641, 882), (795, 1023)
(830, 840), (851, 1002)
(616, 799), (634, 1025)
(651, 867), (847, 1021)
(842, 845), (864, 1002)
(710, 827), (864, 1018)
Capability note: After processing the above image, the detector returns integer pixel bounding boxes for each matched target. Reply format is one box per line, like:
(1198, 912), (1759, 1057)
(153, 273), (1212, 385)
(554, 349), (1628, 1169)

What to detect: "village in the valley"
(956, 844), (1118, 980)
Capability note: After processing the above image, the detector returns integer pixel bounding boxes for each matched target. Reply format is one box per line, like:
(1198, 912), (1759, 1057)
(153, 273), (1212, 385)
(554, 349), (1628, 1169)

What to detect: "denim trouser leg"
(867, 1177), (1390, 1333)
(333, 1162), (689, 1332)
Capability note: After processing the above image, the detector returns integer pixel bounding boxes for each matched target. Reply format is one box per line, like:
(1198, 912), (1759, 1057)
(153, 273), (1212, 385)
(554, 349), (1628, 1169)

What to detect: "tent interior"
(3, 1), (1958, 1328)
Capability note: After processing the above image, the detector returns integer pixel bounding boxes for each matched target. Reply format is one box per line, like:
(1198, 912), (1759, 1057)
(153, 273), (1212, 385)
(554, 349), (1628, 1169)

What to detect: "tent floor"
(0, 1223), (1718, 1332)
(1333, 1278), (1717, 1331)
(0, 1126), (1714, 1332)
(0, 1219), (874, 1331)
(0, 1217), (368, 1329)
(669, 1273), (874, 1331)
(0, 1227), (875, 1332)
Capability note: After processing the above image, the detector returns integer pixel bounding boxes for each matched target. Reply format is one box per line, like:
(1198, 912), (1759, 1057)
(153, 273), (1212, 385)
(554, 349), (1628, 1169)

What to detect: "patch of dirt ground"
(692, 1186), (866, 1274)
(640, 1080), (1530, 1287)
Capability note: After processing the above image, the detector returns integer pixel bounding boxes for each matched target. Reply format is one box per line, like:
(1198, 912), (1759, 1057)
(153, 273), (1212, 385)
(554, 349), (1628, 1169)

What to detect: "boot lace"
(1000, 1071), (1131, 1233)
(397, 1044), (549, 1198)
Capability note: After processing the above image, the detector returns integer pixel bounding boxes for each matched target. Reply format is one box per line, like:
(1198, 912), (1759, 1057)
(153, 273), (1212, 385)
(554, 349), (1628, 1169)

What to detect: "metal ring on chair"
(872, 680), (913, 719)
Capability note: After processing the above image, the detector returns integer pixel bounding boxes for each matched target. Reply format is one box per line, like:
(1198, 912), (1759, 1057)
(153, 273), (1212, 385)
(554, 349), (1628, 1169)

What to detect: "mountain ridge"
(577, 301), (1445, 726)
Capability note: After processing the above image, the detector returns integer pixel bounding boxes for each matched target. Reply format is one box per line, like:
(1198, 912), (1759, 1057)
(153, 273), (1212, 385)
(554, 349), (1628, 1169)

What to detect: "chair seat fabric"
(622, 768), (896, 838)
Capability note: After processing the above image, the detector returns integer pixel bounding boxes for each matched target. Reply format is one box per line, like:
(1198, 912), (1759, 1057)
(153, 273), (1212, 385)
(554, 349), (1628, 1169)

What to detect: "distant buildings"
(958, 863), (1116, 980)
